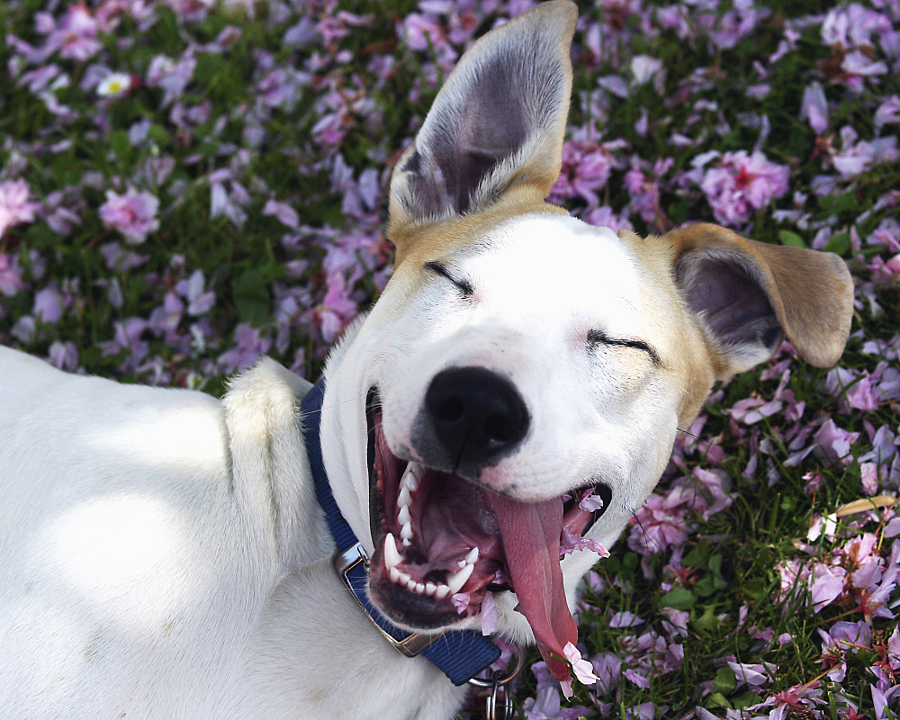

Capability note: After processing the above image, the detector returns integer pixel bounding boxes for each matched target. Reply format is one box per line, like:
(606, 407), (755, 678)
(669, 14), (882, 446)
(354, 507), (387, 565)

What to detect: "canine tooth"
(446, 563), (474, 595)
(434, 584), (450, 600)
(464, 547), (479, 565)
(425, 582), (437, 596)
(384, 533), (402, 570)
(398, 486), (412, 508)
(400, 522), (414, 542)
(398, 505), (411, 525)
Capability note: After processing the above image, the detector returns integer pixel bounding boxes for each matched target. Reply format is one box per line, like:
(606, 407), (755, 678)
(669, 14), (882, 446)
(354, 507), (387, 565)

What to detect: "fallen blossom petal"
(480, 591), (497, 636)
(562, 642), (600, 687)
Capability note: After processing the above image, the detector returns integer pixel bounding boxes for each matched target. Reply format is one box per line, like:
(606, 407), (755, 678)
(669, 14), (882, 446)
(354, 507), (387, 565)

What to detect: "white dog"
(0, 2), (853, 718)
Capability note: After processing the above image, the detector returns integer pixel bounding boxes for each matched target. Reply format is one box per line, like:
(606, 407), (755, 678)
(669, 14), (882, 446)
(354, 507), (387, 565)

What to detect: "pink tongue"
(490, 493), (577, 683)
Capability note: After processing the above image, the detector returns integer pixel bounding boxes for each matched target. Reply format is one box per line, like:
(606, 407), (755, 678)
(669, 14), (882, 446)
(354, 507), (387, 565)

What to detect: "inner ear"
(426, 68), (528, 216)
(388, 1), (577, 237)
(677, 252), (783, 370)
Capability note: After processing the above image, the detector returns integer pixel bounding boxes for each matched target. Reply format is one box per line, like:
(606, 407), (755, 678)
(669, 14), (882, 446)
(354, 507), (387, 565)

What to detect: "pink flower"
(814, 419), (860, 464)
(800, 81), (829, 135)
(559, 527), (610, 559)
(578, 487), (605, 513)
(624, 157), (673, 228)
(315, 273), (359, 343)
(559, 642), (600, 699)
(727, 661), (775, 689)
(697, 150), (790, 226)
(100, 187), (160, 244)
(584, 205), (633, 233)
(0, 253), (25, 297)
(217, 323), (272, 374)
(480, 591), (497, 636)
(451, 592), (471, 614)
(263, 199), (300, 230)
(33, 284), (64, 323)
(48, 340), (78, 371)
(809, 563), (846, 610)
(875, 96), (900, 133)
(42, 4), (102, 62)
(609, 611), (643, 629)
(549, 141), (619, 208)
(175, 269), (215, 316)
(146, 54), (196, 106)
(0, 179), (41, 239)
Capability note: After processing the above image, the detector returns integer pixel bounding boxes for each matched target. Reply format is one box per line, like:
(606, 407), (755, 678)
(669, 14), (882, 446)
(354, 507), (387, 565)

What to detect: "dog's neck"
(300, 379), (501, 686)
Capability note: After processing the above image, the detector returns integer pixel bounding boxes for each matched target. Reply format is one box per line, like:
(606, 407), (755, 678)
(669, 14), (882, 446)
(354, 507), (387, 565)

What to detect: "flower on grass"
(263, 199), (300, 230)
(0, 254), (25, 297)
(0, 179), (41, 239)
(146, 54), (196, 106)
(97, 72), (134, 98)
(693, 150), (790, 226)
(800, 81), (829, 135)
(40, 4), (102, 62)
(99, 187), (160, 244)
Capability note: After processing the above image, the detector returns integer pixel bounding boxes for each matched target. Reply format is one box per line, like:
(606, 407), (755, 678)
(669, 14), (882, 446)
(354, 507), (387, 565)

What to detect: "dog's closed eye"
(587, 329), (661, 366)
(424, 261), (474, 299)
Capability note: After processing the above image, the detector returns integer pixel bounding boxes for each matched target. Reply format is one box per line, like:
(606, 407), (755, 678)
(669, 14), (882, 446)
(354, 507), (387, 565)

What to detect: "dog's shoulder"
(224, 357), (331, 569)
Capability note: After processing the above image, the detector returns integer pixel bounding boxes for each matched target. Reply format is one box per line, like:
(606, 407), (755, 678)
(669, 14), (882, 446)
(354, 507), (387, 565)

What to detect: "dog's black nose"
(424, 367), (529, 471)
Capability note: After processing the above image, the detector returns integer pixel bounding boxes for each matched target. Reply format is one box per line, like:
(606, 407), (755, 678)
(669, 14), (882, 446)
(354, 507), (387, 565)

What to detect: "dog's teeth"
(425, 582), (437, 596)
(446, 563), (474, 595)
(434, 584), (450, 600)
(400, 522), (414, 542)
(398, 505), (411, 525)
(400, 463), (420, 492)
(405, 578), (418, 592)
(397, 486), (412, 508)
(383, 532), (402, 570)
(391, 567), (411, 586)
(415, 582), (425, 594)
(464, 547), (479, 565)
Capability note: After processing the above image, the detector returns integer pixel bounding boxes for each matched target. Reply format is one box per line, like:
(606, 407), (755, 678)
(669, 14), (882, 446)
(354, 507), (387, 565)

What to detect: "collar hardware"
(334, 541), (442, 658)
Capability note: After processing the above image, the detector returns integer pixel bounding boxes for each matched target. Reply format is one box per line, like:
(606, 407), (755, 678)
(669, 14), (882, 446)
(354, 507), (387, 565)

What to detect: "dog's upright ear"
(663, 223), (854, 377)
(388, 0), (577, 250)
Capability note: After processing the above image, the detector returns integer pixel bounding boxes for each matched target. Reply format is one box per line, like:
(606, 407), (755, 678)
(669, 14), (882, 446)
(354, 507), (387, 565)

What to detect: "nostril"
(432, 397), (465, 424)
(484, 414), (513, 443)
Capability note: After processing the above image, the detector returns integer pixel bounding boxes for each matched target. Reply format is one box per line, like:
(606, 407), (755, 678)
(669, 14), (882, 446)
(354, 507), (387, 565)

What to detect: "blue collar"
(300, 378), (501, 686)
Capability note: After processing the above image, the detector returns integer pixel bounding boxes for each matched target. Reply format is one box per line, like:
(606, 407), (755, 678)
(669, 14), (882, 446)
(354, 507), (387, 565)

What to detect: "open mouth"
(364, 389), (611, 678)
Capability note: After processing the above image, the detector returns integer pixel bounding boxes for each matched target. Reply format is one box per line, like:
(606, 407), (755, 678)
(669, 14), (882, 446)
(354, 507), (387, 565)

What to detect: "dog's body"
(0, 2), (853, 718)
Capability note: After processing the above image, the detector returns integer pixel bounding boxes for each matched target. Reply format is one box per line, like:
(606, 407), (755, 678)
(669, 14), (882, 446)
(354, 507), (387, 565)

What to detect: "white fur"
(0, 1), (851, 716)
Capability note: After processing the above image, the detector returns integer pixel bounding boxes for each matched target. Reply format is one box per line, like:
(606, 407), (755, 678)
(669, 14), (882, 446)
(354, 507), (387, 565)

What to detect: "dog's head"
(320, 0), (853, 684)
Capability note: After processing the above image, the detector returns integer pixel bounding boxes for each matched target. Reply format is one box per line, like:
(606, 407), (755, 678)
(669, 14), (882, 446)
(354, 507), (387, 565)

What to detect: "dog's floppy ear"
(388, 0), (576, 240)
(665, 223), (854, 377)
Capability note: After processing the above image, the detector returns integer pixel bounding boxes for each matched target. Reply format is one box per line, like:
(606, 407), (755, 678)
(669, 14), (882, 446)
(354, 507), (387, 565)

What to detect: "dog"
(0, 2), (854, 718)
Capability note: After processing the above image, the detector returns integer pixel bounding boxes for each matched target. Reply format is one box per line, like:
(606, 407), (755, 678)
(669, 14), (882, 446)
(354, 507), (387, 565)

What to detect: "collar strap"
(300, 378), (501, 686)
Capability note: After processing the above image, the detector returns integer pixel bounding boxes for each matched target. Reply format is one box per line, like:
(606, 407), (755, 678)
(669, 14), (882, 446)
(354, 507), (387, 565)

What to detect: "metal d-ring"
(469, 644), (526, 720)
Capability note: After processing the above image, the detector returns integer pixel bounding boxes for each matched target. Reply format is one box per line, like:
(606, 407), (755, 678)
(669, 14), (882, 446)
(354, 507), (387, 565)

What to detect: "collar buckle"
(334, 542), (442, 658)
